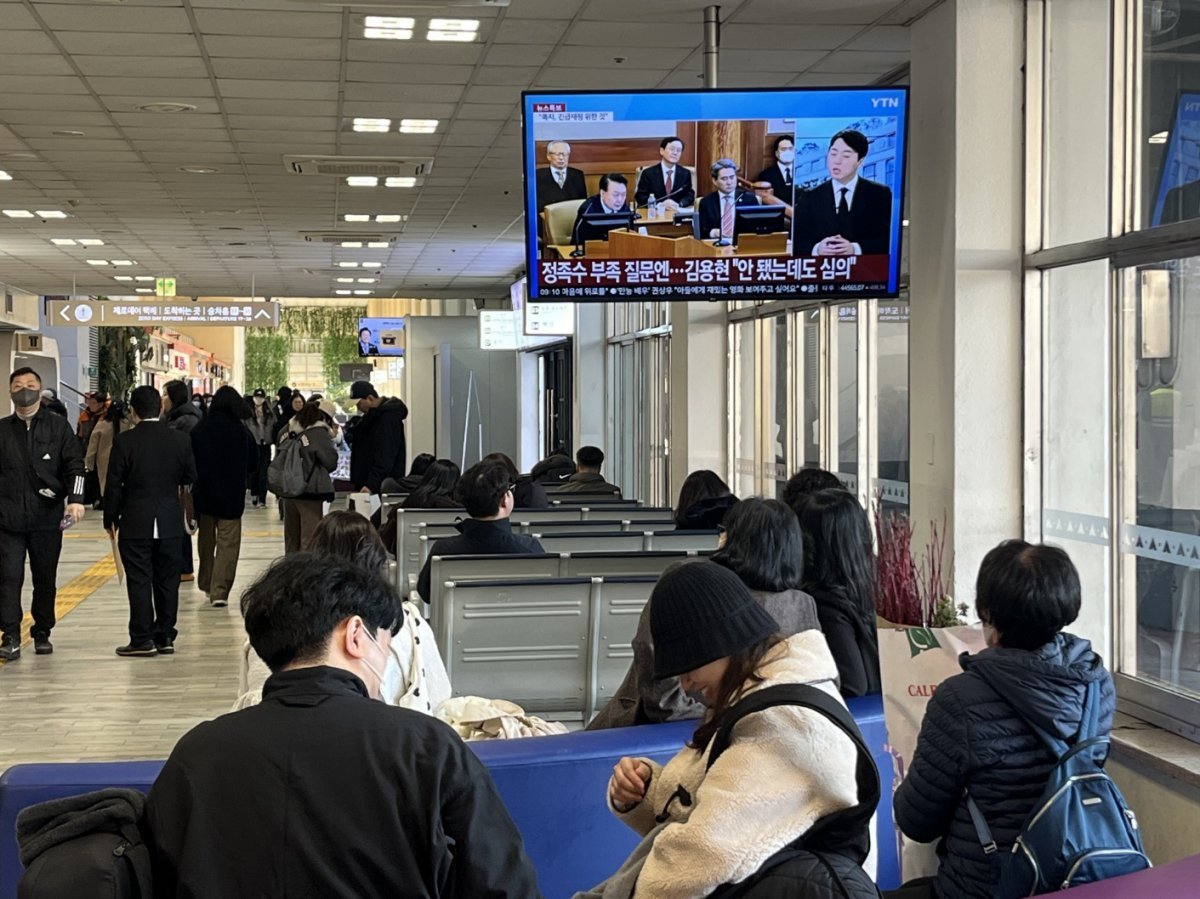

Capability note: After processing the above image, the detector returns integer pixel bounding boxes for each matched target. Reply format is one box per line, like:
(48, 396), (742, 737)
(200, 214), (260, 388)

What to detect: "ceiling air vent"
(284, 156), (434, 178)
(300, 231), (397, 244)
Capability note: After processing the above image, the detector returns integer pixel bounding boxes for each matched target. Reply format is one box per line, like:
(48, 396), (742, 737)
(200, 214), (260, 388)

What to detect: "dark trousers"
(0, 527), (63, 640)
(119, 536), (182, 646)
(283, 498), (325, 553)
(181, 531), (194, 575)
(252, 445), (271, 503)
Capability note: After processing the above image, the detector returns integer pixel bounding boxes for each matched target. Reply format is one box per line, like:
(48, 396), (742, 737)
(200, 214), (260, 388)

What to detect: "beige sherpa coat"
(607, 630), (869, 899)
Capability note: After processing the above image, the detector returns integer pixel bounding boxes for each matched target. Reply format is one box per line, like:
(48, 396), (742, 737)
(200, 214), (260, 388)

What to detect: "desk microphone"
(635, 185), (689, 210)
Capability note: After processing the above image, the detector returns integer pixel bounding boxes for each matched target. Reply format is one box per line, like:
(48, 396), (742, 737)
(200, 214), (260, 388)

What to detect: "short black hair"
(359, 327), (371, 337)
(712, 498), (804, 593)
(772, 134), (794, 152)
(409, 452), (435, 478)
(306, 510), (389, 574)
(241, 552), (402, 673)
(830, 129), (869, 159)
(163, 380), (190, 410)
(782, 467), (844, 511)
(209, 385), (247, 419)
(576, 445), (604, 469)
(482, 451), (520, 480)
(130, 385), (162, 419)
(660, 136), (684, 150)
(599, 172), (628, 191)
(9, 367), (41, 386)
(976, 540), (1081, 650)
(295, 402), (330, 428)
(455, 459), (513, 519)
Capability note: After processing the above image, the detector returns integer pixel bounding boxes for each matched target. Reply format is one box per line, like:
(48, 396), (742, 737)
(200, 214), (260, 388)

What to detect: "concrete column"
(669, 300), (727, 495)
(908, 0), (1025, 600)
(573, 304), (606, 451)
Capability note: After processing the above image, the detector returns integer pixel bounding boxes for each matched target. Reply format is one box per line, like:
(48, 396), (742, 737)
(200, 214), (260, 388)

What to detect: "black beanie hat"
(650, 561), (779, 679)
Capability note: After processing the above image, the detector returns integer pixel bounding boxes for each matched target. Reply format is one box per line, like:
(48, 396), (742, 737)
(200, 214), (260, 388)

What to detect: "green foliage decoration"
(96, 298), (152, 400)
(244, 305), (367, 398)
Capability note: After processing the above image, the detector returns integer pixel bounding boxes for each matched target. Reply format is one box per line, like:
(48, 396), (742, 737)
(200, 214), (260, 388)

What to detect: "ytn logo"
(872, 97), (900, 108)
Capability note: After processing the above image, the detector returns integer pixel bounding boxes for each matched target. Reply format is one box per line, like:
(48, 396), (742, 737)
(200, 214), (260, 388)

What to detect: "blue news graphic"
(522, 86), (908, 301)
(356, 317), (405, 358)
(1152, 92), (1200, 227)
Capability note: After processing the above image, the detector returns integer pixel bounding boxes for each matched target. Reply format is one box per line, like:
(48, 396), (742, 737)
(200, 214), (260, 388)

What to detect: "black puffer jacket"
(349, 397), (408, 493)
(165, 401), (202, 434)
(893, 633), (1116, 899)
(0, 409), (86, 532)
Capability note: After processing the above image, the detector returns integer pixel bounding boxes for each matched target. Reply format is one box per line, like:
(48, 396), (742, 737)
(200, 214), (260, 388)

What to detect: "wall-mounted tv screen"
(356, 317), (405, 357)
(522, 86), (908, 301)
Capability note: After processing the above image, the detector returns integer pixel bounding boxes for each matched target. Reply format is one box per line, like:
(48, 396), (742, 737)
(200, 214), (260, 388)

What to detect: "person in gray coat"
(281, 400), (339, 553)
(163, 380), (202, 580)
(587, 497), (820, 730)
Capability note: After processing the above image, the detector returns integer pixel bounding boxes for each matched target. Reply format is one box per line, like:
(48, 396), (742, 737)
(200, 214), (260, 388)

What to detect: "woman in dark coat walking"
(190, 387), (256, 607)
(888, 541), (1117, 899)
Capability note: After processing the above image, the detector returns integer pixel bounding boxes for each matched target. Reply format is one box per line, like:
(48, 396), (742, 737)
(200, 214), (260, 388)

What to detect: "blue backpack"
(965, 680), (1150, 895)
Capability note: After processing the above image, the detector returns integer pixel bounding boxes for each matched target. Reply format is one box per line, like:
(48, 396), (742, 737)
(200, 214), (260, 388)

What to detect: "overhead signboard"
(155, 277), (177, 297)
(524, 300), (574, 336)
(47, 299), (279, 327)
(479, 309), (520, 350)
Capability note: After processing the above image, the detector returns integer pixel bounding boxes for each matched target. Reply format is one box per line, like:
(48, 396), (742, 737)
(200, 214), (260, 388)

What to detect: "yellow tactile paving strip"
(0, 554), (117, 667)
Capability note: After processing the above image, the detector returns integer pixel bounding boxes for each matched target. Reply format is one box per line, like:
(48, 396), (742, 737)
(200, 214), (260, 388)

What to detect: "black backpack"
(704, 684), (884, 899)
(16, 788), (152, 899)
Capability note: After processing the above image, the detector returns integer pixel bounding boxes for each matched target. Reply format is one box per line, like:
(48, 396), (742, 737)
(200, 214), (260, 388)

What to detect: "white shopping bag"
(878, 622), (987, 883)
(349, 492), (381, 519)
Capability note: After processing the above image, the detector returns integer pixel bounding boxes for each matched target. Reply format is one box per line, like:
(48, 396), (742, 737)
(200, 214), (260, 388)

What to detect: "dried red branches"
(873, 492), (953, 627)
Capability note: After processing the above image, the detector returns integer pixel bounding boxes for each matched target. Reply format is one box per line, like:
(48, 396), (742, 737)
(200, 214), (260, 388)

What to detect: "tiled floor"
(0, 502), (288, 768)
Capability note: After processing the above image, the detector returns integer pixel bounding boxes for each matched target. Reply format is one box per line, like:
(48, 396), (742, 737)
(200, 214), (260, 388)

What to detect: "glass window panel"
(800, 308), (821, 468)
(1044, 0), (1110, 244)
(1043, 262), (1112, 652)
(876, 299), (910, 514)
(1120, 255), (1200, 698)
(1139, 1), (1200, 230)
(765, 315), (789, 499)
(730, 319), (757, 498)
(834, 303), (859, 492)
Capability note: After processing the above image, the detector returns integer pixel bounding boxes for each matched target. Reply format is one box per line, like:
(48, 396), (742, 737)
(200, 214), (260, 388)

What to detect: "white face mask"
(254, 396), (265, 406)
(361, 628), (390, 700)
(778, 149), (795, 164)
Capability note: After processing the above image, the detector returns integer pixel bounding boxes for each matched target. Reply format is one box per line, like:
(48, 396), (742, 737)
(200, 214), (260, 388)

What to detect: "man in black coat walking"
(348, 380), (408, 494)
(144, 553), (542, 898)
(104, 386), (197, 657)
(0, 367), (87, 661)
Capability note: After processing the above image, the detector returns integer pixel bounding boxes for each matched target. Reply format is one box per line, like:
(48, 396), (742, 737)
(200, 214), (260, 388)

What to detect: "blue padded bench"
(0, 695), (896, 899)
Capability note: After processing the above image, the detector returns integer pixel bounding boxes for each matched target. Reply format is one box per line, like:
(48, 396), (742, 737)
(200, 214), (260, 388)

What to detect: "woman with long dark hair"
(672, 469), (737, 530)
(794, 488), (881, 697)
(401, 459), (461, 509)
(585, 562), (867, 898)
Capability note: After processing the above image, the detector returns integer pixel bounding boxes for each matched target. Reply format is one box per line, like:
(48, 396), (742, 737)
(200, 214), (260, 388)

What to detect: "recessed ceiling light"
(52, 129), (86, 137)
(178, 166), (221, 174)
(375, 214), (403, 223)
(398, 119), (438, 134)
(334, 289), (352, 295)
(352, 117), (391, 133)
(336, 277), (355, 283)
(353, 290), (373, 295)
(344, 214), (370, 222)
(0, 152), (36, 160)
(357, 278), (377, 284)
(86, 259), (108, 265)
(135, 287), (154, 293)
(360, 260), (382, 267)
(3, 209), (33, 218)
(136, 102), (197, 114)
(427, 18), (478, 41)
(0, 171), (11, 181)
(113, 276), (133, 282)
(340, 241), (363, 248)
(78, 238), (104, 246)
(134, 276), (154, 282)
(346, 176), (379, 187)
(111, 259), (135, 266)
(367, 241), (390, 248)
(385, 176), (417, 188)
(363, 16), (414, 40)
(51, 238), (77, 246)
(36, 210), (67, 219)
(338, 261), (359, 268)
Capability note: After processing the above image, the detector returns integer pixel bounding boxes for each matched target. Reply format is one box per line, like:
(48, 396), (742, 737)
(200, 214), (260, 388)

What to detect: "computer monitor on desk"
(570, 210), (636, 257)
(735, 204), (787, 236)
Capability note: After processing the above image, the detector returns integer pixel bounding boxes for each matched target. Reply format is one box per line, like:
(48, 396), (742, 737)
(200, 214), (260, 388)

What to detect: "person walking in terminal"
(104, 386), (197, 658)
(588, 499), (820, 731)
(163, 380), (201, 583)
(794, 488), (881, 697)
(580, 562), (868, 899)
(348, 379), (409, 495)
(559, 445), (622, 496)
(793, 129), (893, 257)
(886, 542), (1118, 899)
(146, 553), (541, 898)
(0, 367), (86, 661)
(281, 399), (340, 553)
(416, 459), (545, 604)
(245, 388), (276, 508)
(85, 399), (132, 506)
(189, 386), (256, 609)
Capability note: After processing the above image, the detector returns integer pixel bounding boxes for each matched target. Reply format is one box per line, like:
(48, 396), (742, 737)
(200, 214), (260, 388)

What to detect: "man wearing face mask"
(144, 553), (541, 898)
(755, 134), (797, 208)
(0, 368), (87, 661)
(348, 380), (408, 495)
(244, 388), (276, 508)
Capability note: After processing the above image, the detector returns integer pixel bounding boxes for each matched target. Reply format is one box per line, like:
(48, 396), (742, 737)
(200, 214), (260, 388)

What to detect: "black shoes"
(115, 642), (158, 658)
(0, 635), (19, 662)
(33, 636), (53, 655)
(155, 640), (175, 655)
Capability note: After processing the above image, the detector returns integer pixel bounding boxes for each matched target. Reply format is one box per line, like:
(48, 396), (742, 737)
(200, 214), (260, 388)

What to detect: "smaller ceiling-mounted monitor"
(356, 317), (405, 357)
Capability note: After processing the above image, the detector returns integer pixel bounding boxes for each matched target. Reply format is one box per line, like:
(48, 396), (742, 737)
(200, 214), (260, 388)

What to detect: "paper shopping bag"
(878, 622), (987, 883)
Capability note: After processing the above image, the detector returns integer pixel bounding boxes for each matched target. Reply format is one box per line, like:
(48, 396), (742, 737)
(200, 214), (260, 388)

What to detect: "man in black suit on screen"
(697, 159), (760, 244)
(534, 139), (588, 213)
(104, 385), (197, 658)
(793, 129), (893, 256)
(571, 173), (630, 245)
(634, 136), (696, 210)
(755, 134), (797, 207)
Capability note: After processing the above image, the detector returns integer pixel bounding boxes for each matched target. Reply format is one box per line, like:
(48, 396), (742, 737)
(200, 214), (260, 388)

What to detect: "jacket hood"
(677, 494), (737, 530)
(168, 402), (201, 421)
(961, 632), (1107, 742)
(751, 630), (841, 692)
(369, 397), (409, 419)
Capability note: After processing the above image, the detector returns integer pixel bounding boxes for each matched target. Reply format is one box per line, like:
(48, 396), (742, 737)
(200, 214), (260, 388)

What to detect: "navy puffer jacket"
(893, 633), (1115, 898)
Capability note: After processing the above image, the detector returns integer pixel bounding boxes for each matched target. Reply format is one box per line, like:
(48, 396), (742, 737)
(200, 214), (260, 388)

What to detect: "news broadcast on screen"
(522, 86), (908, 301)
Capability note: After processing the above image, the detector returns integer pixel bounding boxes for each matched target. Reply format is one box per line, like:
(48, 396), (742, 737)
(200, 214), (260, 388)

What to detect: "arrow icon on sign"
(255, 310), (271, 319)
(59, 306), (70, 322)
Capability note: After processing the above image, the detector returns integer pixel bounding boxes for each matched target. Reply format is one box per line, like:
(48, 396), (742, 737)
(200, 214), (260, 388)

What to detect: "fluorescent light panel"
(398, 119), (437, 134)
(364, 16), (414, 40)
(78, 238), (104, 246)
(113, 276), (133, 282)
(334, 289), (352, 295)
(353, 290), (373, 295)
(36, 210), (67, 219)
(340, 241), (363, 248)
(336, 277), (355, 283)
(0, 171), (11, 181)
(51, 238), (76, 246)
(385, 177), (416, 188)
(367, 241), (390, 248)
(375, 214), (402, 223)
(86, 259), (108, 265)
(346, 176), (379, 187)
(3, 210), (33, 218)
(344, 214), (370, 222)
(134, 276), (154, 282)
(427, 18), (478, 41)
(352, 117), (391, 133)
(356, 278), (376, 284)
(111, 259), (135, 266)
(135, 288), (153, 293)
